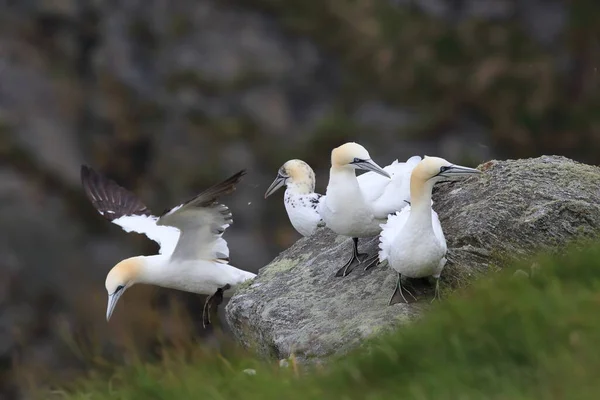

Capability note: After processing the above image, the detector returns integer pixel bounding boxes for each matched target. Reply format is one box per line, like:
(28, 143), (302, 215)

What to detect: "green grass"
(50, 242), (600, 399)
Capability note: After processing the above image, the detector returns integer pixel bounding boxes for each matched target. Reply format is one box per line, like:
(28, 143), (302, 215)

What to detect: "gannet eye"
(278, 168), (288, 178)
(115, 285), (125, 294)
(352, 157), (361, 163)
(439, 166), (451, 173)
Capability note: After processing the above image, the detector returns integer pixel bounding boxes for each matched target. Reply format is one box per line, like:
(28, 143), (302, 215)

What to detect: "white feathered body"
(283, 191), (323, 237)
(379, 205), (447, 279)
(137, 255), (255, 297)
(320, 156), (421, 237)
(319, 168), (383, 237)
(110, 197), (256, 295)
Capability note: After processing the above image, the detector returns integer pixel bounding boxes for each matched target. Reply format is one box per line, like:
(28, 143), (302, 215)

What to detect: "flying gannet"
(264, 159), (324, 237)
(318, 142), (402, 277)
(81, 166), (256, 327)
(378, 156), (481, 305)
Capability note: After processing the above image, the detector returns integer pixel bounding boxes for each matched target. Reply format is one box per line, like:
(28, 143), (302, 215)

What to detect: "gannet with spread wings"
(81, 166), (256, 327)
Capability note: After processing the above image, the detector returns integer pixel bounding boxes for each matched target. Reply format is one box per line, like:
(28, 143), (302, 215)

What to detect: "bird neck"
(408, 177), (434, 226)
(135, 255), (170, 285)
(329, 165), (357, 185)
(286, 180), (314, 195)
(327, 166), (361, 199)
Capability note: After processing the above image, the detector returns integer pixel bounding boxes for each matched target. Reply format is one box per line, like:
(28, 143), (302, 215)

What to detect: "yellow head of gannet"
(105, 257), (143, 321)
(264, 159), (316, 198)
(331, 142), (391, 178)
(410, 156), (481, 199)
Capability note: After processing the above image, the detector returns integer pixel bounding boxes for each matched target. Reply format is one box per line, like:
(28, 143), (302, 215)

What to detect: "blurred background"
(0, 0), (598, 397)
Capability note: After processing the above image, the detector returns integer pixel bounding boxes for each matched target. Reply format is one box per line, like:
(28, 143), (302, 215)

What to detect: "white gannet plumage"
(265, 156), (421, 238)
(81, 166), (256, 326)
(318, 142), (394, 277)
(378, 156), (481, 305)
(357, 155), (422, 218)
(264, 159), (324, 237)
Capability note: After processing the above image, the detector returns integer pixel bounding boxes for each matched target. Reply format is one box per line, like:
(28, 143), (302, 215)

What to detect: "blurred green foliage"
(50, 241), (600, 399)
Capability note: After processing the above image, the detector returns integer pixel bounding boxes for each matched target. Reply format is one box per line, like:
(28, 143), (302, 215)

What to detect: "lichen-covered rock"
(226, 155), (600, 362)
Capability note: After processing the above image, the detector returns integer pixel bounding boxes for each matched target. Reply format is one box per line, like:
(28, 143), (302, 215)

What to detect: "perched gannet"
(264, 159), (324, 237)
(378, 156), (481, 305)
(81, 166), (256, 327)
(318, 142), (396, 277)
(265, 156), (421, 240)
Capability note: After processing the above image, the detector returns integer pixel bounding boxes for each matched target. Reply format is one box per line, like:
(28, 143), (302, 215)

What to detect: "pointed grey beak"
(354, 159), (391, 179)
(106, 290), (125, 321)
(264, 175), (286, 198)
(438, 165), (482, 178)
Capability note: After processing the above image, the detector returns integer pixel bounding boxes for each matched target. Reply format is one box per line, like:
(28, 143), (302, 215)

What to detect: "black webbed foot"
(202, 284), (230, 328)
(363, 254), (380, 271)
(336, 237), (373, 277)
(388, 273), (418, 305)
(335, 251), (370, 277)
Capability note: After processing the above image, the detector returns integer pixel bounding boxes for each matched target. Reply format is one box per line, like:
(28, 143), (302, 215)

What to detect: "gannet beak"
(353, 159), (391, 178)
(106, 290), (125, 321)
(264, 174), (287, 198)
(439, 164), (482, 178)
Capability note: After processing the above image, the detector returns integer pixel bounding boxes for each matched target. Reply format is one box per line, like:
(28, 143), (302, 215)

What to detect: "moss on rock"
(226, 155), (600, 363)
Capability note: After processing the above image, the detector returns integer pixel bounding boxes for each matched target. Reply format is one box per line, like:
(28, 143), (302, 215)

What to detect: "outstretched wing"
(157, 170), (246, 263)
(378, 207), (410, 262)
(80, 165), (180, 255)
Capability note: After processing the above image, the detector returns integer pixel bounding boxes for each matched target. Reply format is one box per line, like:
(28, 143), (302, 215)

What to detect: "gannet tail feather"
(378, 207), (410, 262)
(80, 165), (180, 255)
(157, 170), (246, 263)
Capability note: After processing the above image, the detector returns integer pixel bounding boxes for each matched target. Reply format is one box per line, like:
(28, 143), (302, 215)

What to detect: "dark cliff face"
(0, 0), (597, 396)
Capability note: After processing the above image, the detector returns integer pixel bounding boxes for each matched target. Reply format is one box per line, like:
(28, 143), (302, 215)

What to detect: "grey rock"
(226, 155), (600, 362)
(227, 227), (428, 362)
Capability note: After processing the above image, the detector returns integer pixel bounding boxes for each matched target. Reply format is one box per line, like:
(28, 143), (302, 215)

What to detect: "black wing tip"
(228, 169), (247, 184)
(80, 164), (106, 192)
(80, 164), (93, 182)
(160, 169), (248, 217)
(211, 169), (247, 194)
(80, 164), (104, 188)
(80, 164), (153, 219)
(80, 164), (97, 196)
